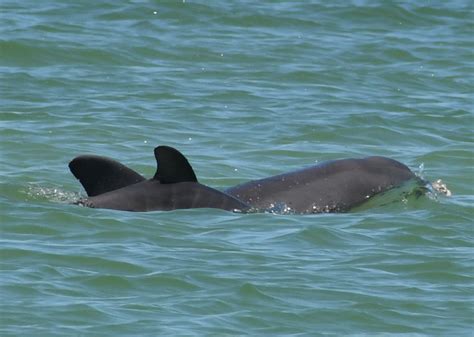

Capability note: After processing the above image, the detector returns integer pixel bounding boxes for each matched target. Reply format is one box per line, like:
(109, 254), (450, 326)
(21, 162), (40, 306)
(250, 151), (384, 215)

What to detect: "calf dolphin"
(69, 146), (249, 212)
(69, 155), (145, 196)
(225, 156), (418, 213)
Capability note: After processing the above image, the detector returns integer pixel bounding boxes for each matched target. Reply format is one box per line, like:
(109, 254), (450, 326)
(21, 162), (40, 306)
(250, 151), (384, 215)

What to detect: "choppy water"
(1, 1), (473, 336)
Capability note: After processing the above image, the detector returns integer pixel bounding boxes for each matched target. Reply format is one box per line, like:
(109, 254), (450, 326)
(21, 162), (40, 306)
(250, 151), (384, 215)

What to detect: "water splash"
(25, 183), (80, 204)
(417, 162), (425, 177)
(430, 179), (452, 197)
(265, 202), (296, 215)
(414, 162), (452, 199)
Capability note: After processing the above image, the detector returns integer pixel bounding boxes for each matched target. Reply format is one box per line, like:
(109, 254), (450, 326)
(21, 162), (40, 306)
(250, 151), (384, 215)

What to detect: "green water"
(1, 1), (473, 336)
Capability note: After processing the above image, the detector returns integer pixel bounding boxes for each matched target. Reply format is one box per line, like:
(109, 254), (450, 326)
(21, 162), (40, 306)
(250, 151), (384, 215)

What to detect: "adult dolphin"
(69, 146), (249, 212)
(225, 156), (419, 213)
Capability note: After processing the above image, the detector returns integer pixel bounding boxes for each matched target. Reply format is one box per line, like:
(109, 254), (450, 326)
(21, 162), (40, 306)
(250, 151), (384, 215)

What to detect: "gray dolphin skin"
(225, 156), (417, 213)
(69, 146), (249, 212)
(69, 145), (418, 213)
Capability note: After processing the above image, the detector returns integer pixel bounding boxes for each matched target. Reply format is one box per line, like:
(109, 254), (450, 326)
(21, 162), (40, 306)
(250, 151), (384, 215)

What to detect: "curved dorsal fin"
(153, 146), (198, 183)
(69, 155), (145, 197)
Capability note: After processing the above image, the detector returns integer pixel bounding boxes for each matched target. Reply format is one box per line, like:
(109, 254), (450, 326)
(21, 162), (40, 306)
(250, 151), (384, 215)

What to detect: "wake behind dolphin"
(69, 145), (422, 214)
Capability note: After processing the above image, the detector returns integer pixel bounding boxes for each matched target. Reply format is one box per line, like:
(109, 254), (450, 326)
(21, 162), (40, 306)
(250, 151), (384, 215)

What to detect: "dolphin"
(69, 145), (420, 214)
(69, 146), (249, 212)
(69, 154), (146, 197)
(225, 156), (419, 213)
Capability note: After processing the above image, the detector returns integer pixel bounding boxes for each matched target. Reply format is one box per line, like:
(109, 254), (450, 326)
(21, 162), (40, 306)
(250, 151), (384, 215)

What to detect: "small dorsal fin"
(153, 146), (198, 183)
(69, 155), (145, 196)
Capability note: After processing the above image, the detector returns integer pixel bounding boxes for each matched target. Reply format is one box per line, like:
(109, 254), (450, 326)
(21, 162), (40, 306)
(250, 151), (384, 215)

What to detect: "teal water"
(1, 1), (473, 336)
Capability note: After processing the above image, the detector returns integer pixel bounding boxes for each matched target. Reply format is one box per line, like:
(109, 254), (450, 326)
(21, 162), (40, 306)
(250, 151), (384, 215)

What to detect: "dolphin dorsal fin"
(69, 155), (145, 196)
(153, 146), (198, 183)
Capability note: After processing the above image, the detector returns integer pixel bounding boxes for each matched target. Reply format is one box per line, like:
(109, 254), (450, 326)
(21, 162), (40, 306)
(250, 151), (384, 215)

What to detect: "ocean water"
(1, 1), (473, 336)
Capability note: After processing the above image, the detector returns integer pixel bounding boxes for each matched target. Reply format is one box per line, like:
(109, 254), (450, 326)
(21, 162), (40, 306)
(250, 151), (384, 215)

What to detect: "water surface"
(1, 1), (473, 336)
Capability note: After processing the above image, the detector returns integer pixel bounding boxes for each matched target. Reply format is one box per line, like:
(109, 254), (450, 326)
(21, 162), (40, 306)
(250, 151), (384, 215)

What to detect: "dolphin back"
(226, 156), (417, 213)
(80, 180), (250, 212)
